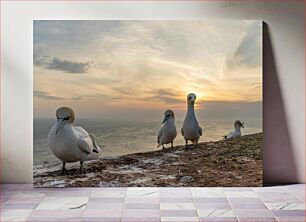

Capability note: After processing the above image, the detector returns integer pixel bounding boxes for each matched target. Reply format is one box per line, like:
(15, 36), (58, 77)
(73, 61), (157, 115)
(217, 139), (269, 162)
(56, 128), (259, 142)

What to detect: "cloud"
(71, 93), (107, 101)
(226, 22), (262, 69)
(146, 89), (183, 104)
(34, 90), (64, 100)
(46, 58), (92, 73)
(34, 55), (92, 74)
(33, 20), (262, 118)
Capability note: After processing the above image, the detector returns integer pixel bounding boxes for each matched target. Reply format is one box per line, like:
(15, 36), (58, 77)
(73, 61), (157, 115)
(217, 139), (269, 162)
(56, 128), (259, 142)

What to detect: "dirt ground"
(34, 132), (263, 187)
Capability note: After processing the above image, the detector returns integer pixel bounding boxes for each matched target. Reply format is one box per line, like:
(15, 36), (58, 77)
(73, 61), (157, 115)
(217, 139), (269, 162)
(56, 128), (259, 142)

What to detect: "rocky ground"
(34, 133), (263, 187)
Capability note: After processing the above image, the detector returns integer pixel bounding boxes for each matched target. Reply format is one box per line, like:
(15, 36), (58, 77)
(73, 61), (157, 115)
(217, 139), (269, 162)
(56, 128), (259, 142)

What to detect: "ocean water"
(33, 117), (262, 166)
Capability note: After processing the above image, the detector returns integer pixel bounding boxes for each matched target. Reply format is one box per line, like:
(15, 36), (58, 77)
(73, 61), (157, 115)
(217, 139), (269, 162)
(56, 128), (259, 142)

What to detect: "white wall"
(1, 1), (304, 184)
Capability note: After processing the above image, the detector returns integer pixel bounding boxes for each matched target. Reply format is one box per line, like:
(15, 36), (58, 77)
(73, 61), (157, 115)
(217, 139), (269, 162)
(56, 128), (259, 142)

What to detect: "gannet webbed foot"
(74, 162), (85, 176)
(57, 162), (68, 176)
(185, 140), (188, 150)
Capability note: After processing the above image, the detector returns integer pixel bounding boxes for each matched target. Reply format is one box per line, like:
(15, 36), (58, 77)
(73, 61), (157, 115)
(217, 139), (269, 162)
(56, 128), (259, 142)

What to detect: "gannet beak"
(162, 115), (170, 124)
(56, 119), (64, 135)
(241, 122), (245, 128)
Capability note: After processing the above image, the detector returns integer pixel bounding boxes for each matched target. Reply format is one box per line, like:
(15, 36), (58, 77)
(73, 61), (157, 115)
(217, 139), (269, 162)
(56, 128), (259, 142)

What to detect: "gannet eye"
(188, 96), (191, 100)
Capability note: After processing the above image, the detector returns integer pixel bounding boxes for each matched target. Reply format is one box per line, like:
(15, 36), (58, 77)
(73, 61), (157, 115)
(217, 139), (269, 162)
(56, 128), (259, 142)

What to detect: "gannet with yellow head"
(47, 107), (101, 176)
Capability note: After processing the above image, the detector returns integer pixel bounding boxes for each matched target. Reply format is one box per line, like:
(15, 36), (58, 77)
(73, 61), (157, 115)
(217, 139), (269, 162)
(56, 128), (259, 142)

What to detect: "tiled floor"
(0, 184), (305, 222)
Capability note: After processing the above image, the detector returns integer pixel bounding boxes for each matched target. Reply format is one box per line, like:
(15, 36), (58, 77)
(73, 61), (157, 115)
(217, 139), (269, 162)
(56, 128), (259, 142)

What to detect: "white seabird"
(223, 120), (244, 139)
(47, 107), (102, 175)
(157, 110), (177, 149)
(181, 93), (202, 149)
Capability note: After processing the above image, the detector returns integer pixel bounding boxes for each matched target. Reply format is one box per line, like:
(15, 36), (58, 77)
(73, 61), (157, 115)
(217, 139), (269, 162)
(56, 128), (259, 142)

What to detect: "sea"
(34, 117), (262, 166)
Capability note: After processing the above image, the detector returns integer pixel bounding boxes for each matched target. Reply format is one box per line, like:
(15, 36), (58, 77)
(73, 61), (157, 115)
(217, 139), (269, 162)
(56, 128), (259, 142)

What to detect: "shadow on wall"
(263, 22), (298, 185)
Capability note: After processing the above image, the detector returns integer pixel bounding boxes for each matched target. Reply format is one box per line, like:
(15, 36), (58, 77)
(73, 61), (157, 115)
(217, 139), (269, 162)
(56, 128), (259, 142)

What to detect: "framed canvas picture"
(33, 20), (262, 187)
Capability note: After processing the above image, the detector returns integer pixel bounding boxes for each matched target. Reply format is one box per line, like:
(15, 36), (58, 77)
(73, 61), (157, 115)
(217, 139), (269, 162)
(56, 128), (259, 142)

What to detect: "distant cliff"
(34, 132), (263, 187)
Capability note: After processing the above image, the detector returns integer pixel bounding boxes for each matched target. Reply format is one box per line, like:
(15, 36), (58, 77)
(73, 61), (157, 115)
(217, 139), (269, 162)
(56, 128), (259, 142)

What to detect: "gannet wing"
(89, 133), (101, 154)
(157, 128), (162, 144)
(226, 132), (234, 139)
(198, 126), (202, 136)
(78, 137), (91, 154)
(74, 126), (89, 137)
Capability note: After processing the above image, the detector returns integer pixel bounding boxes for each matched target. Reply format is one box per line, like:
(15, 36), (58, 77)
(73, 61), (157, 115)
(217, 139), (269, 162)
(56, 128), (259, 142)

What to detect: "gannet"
(181, 93), (202, 149)
(157, 110), (177, 149)
(223, 120), (244, 139)
(47, 107), (101, 175)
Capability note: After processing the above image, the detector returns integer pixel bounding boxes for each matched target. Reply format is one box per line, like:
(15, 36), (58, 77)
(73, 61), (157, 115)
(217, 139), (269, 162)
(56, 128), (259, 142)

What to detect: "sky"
(33, 20), (262, 121)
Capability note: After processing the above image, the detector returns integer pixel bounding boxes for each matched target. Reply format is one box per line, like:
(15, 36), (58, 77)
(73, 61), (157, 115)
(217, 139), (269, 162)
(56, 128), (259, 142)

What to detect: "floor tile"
(83, 217), (121, 222)
(228, 197), (263, 204)
(2, 203), (39, 209)
(196, 202), (231, 209)
(234, 209), (274, 218)
(159, 188), (192, 198)
(122, 209), (160, 217)
(36, 197), (88, 210)
(161, 209), (198, 217)
(125, 203), (160, 209)
(91, 190), (126, 198)
(1, 183), (305, 222)
(198, 209), (235, 217)
(276, 217), (306, 222)
(200, 217), (238, 222)
(160, 197), (194, 203)
(230, 202), (266, 209)
(265, 202), (305, 210)
(126, 188), (158, 198)
(45, 190), (91, 197)
(258, 192), (301, 203)
(191, 188), (225, 197)
(237, 218), (277, 222)
(89, 197), (125, 203)
(10, 191), (46, 199)
(123, 217), (161, 222)
(86, 202), (123, 209)
(160, 203), (196, 210)
(83, 209), (123, 217)
(6, 197), (45, 204)
(29, 209), (84, 218)
(252, 186), (289, 193)
(223, 187), (253, 191)
(271, 209), (305, 217)
(125, 197), (159, 203)
(225, 191), (258, 198)
(195, 197), (228, 203)
(285, 184), (305, 190)
(27, 216), (83, 221)
(0, 209), (32, 221)
(161, 216), (199, 222)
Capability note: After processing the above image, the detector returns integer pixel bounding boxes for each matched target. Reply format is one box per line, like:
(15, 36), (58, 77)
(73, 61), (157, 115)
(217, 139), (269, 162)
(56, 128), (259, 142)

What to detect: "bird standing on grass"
(223, 120), (244, 139)
(48, 107), (102, 176)
(157, 110), (177, 149)
(181, 93), (202, 149)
